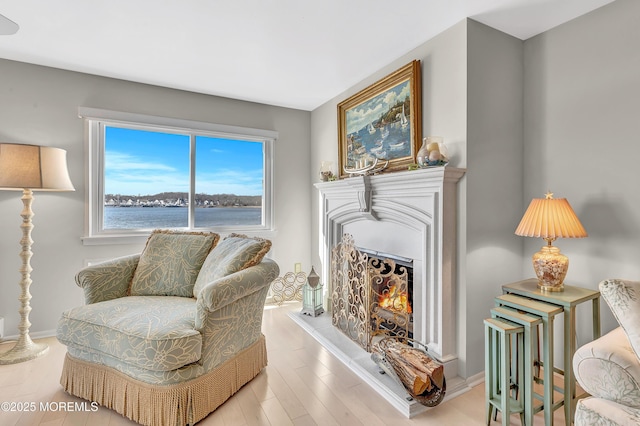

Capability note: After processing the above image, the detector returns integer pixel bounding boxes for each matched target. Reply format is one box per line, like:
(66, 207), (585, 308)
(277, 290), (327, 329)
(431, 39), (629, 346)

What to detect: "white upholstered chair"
(573, 279), (640, 425)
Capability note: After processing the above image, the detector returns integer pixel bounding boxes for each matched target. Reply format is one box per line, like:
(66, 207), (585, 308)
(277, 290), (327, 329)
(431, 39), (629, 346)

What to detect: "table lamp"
(515, 192), (587, 292)
(0, 143), (74, 364)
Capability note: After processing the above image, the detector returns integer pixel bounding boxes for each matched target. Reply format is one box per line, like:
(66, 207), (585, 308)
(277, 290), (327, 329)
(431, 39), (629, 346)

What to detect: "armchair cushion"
(600, 279), (640, 362)
(193, 233), (271, 297)
(573, 327), (640, 408)
(576, 398), (640, 426)
(130, 230), (219, 297)
(57, 296), (201, 372)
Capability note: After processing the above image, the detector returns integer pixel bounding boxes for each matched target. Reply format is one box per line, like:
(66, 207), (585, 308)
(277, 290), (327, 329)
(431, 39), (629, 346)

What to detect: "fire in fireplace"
(363, 249), (414, 340)
(378, 285), (412, 314)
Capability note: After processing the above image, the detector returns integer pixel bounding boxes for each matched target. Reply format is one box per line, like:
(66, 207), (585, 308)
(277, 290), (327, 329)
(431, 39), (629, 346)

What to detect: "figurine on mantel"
(343, 157), (389, 177)
(320, 170), (335, 181)
(416, 136), (449, 168)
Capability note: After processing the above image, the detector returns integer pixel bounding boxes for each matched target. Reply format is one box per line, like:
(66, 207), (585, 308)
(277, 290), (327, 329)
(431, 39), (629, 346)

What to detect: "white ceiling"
(0, 0), (614, 111)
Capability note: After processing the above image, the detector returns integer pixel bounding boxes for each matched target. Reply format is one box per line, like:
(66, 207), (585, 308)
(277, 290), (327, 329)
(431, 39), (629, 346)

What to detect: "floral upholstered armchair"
(56, 230), (279, 426)
(573, 279), (640, 425)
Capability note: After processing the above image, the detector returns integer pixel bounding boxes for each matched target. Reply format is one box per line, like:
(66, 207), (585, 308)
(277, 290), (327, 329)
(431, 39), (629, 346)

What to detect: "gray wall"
(465, 20), (525, 377)
(524, 0), (640, 341)
(0, 59), (312, 339)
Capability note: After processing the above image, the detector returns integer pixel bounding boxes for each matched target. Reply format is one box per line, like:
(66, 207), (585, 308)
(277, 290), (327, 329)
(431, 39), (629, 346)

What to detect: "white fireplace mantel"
(314, 166), (465, 363)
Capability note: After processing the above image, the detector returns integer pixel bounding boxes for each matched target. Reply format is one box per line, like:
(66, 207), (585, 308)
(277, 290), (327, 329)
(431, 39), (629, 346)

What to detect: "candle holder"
(301, 266), (324, 317)
(320, 161), (335, 182)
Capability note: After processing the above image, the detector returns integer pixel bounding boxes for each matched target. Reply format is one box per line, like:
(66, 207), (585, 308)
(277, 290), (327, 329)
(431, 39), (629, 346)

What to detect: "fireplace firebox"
(361, 247), (414, 340)
(331, 234), (414, 352)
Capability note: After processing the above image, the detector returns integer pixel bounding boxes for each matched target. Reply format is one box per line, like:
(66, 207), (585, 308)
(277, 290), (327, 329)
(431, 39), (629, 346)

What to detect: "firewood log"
(386, 340), (445, 390)
(384, 348), (430, 394)
(377, 340), (444, 396)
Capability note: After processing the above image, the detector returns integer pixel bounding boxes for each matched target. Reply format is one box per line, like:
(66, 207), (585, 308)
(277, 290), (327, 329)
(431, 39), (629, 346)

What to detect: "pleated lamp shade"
(515, 195), (587, 239)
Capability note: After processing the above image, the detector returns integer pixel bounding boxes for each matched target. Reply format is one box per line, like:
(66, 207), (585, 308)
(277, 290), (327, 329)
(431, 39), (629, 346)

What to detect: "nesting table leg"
(484, 318), (526, 426)
(542, 316), (554, 426)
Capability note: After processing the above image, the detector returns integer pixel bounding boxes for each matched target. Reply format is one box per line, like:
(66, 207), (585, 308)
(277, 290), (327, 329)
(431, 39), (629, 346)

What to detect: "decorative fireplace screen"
(331, 234), (413, 352)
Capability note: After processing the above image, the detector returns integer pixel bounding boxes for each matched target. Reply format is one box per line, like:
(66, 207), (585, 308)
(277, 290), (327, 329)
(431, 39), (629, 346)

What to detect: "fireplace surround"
(317, 167), (464, 360)
(304, 166), (467, 416)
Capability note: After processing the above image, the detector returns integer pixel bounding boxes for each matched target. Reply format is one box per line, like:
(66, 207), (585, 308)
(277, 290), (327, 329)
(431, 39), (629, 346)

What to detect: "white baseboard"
(0, 329), (57, 344)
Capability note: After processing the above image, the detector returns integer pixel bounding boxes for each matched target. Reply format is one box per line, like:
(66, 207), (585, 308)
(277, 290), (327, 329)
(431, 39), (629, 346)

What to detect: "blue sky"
(105, 127), (264, 196)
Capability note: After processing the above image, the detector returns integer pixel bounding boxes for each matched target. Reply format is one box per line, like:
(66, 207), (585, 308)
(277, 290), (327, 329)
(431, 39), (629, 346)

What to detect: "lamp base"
(532, 245), (569, 292)
(538, 282), (564, 292)
(0, 335), (49, 365)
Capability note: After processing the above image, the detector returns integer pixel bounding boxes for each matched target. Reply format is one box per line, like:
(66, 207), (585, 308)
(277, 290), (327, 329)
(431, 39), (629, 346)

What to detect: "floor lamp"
(0, 143), (74, 364)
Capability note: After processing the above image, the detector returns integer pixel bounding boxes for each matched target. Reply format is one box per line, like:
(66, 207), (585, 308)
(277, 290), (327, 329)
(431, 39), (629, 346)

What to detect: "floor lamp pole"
(0, 189), (49, 364)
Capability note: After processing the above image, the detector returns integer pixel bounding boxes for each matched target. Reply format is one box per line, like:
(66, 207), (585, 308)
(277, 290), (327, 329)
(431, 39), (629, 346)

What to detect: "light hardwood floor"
(0, 303), (567, 425)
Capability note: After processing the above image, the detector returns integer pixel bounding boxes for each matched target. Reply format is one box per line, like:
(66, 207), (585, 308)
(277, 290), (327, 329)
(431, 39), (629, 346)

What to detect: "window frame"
(79, 107), (277, 245)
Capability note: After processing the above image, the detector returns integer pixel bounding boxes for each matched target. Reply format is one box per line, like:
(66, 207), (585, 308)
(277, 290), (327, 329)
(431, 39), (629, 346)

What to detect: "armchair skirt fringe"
(60, 335), (267, 426)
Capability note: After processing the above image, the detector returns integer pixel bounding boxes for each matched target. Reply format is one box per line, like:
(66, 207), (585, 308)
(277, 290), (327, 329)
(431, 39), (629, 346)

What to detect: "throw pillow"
(129, 230), (220, 297)
(193, 233), (272, 297)
(599, 278), (640, 361)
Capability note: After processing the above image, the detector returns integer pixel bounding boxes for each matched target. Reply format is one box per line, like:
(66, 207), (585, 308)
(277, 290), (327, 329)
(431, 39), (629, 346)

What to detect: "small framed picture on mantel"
(337, 60), (422, 179)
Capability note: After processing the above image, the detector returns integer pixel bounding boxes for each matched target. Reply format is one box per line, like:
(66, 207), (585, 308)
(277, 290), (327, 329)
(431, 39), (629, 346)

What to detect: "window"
(80, 108), (277, 244)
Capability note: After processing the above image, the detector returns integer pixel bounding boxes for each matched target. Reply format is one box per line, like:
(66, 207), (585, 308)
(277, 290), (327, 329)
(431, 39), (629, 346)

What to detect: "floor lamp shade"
(0, 143), (74, 364)
(0, 143), (74, 191)
(515, 193), (587, 292)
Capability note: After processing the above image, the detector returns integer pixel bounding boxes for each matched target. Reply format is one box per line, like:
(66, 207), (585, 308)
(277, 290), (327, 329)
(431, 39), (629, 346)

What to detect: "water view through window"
(104, 126), (264, 230)
(103, 206), (262, 229)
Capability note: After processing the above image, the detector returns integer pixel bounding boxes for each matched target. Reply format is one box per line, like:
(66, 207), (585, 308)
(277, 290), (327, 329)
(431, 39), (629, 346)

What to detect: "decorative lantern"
(301, 266), (324, 317)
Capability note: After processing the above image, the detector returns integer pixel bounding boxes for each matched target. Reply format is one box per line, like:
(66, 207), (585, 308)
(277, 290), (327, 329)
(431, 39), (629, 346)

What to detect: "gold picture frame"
(337, 60), (422, 179)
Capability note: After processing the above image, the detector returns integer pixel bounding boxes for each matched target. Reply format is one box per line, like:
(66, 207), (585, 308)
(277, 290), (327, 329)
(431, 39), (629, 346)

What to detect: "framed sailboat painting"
(337, 60), (422, 179)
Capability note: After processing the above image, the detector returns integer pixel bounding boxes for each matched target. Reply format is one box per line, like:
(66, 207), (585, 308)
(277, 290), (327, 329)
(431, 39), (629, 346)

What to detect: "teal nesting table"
(495, 293), (563, 425)
(502, 279), (600, 425)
